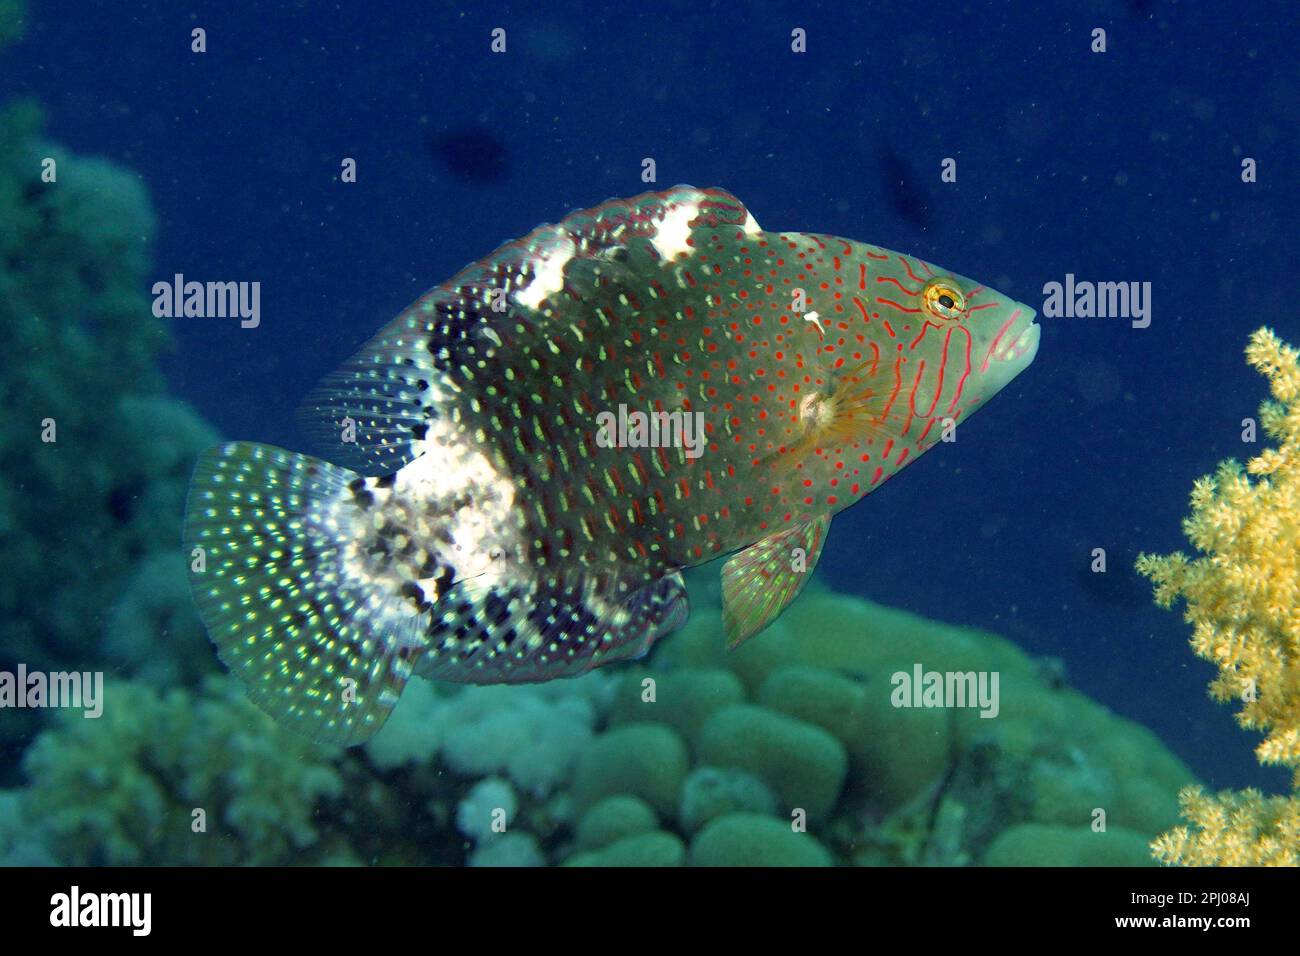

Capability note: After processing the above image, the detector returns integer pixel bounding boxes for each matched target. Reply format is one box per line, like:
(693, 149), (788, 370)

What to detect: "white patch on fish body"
(514, 232), (576, 309)
(397, 426), (521, 592)
(651, 200), (700, 260)
(311, 415), (523, 633)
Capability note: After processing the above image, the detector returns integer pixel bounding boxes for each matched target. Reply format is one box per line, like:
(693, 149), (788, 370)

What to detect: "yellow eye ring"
(922, 280), (967, 321)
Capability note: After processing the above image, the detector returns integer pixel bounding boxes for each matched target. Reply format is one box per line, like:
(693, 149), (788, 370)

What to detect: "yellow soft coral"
(1151, 787), (1300, 866)
(1136, 328), (1300, 866)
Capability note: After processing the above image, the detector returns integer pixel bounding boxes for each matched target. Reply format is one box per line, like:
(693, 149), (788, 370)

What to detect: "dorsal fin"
(294, 293), (469, 474)
(296, 186), (754, 473)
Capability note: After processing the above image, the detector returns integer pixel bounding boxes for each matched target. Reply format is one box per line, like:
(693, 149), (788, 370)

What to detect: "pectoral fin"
(721, 516), (830, 648)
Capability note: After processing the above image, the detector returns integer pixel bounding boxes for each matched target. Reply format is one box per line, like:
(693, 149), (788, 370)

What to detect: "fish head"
(869, 251), (1040, 412)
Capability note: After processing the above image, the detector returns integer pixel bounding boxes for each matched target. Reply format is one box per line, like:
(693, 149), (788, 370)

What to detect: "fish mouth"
(990, 307), (1040, 367)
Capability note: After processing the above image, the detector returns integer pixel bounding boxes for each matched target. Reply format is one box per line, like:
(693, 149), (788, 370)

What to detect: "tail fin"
(183, 442), (424, 745)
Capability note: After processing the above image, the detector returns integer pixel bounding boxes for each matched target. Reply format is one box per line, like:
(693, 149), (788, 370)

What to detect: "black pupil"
(939, 295), (955, 309)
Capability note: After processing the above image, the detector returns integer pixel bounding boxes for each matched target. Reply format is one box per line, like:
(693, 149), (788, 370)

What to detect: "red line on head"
(880, 356), (904, 422)
(979, 310), (1020, 373)
(899, 256), (924, 284)
(946, 325), (974, 413)
(876, 297), (922, 315)
(877, 275), (922, 296)
(911, 341), (945, 419)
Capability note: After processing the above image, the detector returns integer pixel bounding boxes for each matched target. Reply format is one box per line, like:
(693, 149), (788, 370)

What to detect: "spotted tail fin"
(183, 442), (426, 745)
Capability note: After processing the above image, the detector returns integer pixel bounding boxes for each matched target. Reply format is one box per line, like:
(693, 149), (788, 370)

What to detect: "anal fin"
(722, 516), (830, 648)
(419, 572), (689, 684)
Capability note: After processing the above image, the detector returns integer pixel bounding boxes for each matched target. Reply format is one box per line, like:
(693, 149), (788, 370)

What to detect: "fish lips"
(990, 305), (1041, 370)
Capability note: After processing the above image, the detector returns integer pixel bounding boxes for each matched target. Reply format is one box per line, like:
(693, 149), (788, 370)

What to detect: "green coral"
(689, 813), (833, 867)
(12, 568), (1192, 867)
(607, 667), (745, 749)
(573, 795), (659, 850)
(0, 100), (218, 689)
(565, 832), (686, 867)
(604, 572), (1194, 866)
(697, 704), (847, 821)
(21, 678), (344, 865)
(5, 571), (1198, 867)
(983, 824), (1156, 867)
(678, 766), (777, 834)
(571, 723), (689, 816)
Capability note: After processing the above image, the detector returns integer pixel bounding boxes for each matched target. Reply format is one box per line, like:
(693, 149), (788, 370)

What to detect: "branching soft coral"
(1137, 327), (1300, 865)
(1152, 786), (1300, 866)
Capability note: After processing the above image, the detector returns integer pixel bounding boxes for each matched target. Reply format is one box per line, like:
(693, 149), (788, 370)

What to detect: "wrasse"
(183, 186), (1040, 744)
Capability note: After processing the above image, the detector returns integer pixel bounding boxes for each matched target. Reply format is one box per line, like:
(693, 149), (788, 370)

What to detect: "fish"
(183, 185), (1040, 744)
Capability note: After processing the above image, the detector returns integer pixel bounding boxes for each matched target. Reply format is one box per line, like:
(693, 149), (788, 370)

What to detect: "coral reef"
(566, 831), (686, 867)
(690, 813), (833, 867)
(0, 98), (218, 699)
(1138, 328), (1300, 866)
(591, 580), (1192, 865)
(365, 671), (613, 798)
(983, 823), (1155, 867)
(13, 678), (344, 865)
(3, 576), (1194, 866)
(573, 795), (658, 849)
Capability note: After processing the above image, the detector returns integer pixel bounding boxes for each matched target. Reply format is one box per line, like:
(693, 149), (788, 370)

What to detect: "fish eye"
(922, 280), (967, 321)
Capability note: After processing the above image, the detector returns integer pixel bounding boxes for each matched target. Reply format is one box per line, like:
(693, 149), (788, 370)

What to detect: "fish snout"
(989, 305), (1040, 369)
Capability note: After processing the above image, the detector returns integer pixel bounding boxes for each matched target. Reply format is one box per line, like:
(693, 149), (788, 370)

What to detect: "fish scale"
(184, 185), (1039, 744)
